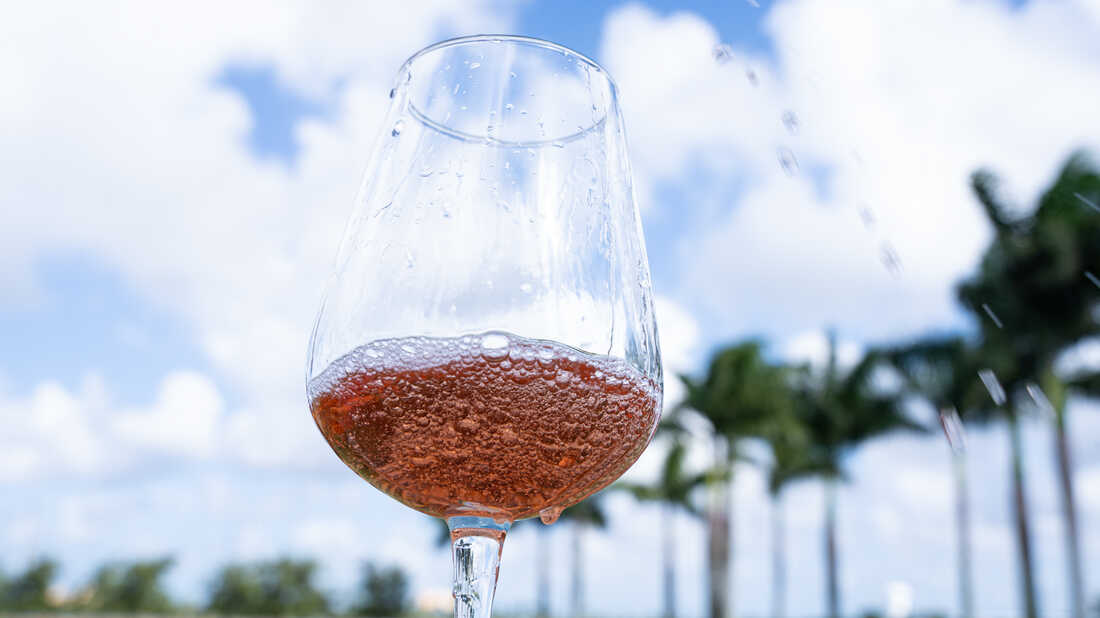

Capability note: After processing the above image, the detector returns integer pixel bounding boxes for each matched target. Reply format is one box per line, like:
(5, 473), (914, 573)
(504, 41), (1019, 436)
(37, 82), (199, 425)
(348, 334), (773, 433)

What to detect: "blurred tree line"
(0, 557), (408, 616)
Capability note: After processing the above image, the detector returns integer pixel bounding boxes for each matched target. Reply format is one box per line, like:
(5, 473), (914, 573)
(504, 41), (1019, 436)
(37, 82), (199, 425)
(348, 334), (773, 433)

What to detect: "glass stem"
(449, 516), (510, 618)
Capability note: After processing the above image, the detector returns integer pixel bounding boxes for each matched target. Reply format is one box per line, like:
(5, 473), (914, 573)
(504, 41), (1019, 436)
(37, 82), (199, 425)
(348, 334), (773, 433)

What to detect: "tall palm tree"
(761, 411), (833, 618)
(884, 336), (988, 618)
(958, 152), (1100, 618)
(617, 435), (705, 618)
(793, 333), (922, 618)
(679, 341), (795, 618)
(559, 495), (608, 618)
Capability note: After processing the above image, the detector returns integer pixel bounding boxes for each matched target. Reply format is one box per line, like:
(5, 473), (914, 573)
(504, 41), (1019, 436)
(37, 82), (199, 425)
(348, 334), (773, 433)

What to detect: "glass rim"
(398, 35), (618, 147)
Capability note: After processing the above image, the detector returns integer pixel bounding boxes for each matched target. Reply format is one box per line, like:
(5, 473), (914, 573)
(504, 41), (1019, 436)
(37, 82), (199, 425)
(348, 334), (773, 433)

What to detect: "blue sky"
(3, 1), (1100, 617)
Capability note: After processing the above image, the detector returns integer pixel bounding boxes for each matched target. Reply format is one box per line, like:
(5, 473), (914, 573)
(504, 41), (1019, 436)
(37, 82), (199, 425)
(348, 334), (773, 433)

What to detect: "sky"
(2, 0), (1100, 616)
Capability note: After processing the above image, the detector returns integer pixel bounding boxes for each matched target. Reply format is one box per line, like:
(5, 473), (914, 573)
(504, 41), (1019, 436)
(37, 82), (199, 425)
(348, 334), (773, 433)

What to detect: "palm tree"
(617, 434), (705, 618)
(761, 410), (833, 618)
(793, 333), (922, 618)
(559, 495), (608, 618)
(884, 336), (987, 618)
(679, 341), (795, 618)
(958, 152), (1100, 618)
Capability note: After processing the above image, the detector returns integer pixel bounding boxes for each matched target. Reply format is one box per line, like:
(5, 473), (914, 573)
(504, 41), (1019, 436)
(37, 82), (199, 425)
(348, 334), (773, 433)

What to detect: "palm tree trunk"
(771, 492), (786, 618)
(953, 451), (974, 618)
(824, 478), (840, 618)
(1053, 406), (1085, 618)
(1008, 412), (1040, 618)
(707, 439), (731, 618)
(661, 504), (676, 618)
(536, 525), (550, 618)
(571, 520), (584, 618)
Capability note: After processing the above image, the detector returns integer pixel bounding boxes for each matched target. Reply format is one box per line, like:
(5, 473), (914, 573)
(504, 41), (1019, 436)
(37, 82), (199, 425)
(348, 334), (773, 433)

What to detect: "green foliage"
(76, 557), (176, 613)
(353, 562), (410, 616)
(678, 341), (795, 451)
(794, 332), (924, 477)
(560, 494), (608, 529)
(0, 557), (60, 611)
(206, 558), (330, 616)
(616, 439), (705, 516)
(958, 151), (1100, 398)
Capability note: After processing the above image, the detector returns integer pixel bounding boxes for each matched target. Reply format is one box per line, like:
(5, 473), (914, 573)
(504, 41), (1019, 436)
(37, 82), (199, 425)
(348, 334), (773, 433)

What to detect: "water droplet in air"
(480, 333), (510, 361)
(782, 110), (800, 135)
(388, 88), (395, 99)
(777, 148), (799, 176)
(391, 120), (405, 136)
(519, 282), (534, 294)
(880, 242), (902, 275)
(1086, 271), (1100, 289)
(746, 0), (760, 6)
(1026, 383), (1055, 418)
(1074, 192), (1100, 212)
(746, 68), (759, 86)
(469, 62), (481, 69)
(509, 71), (517, 78)
(981, 303), (1004, 329)
(419, 167), (433, 177)
(939, 408), (967, 454)
(504, 103), (514, 111)
(539, 506), (563, 525)
(859, 205), (876, 228)
(713, 44), (734, 64)
(978, 369), (1007, 406)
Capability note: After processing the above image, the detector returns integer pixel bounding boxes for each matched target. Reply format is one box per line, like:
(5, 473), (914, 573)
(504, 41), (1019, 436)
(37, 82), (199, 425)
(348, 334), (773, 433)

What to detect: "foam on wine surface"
(308, 332), (660, 521)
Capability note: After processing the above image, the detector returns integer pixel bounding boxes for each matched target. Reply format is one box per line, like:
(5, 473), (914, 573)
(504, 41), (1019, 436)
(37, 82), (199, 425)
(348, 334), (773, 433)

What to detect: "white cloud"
(0, 0), (521, 475)
(602, 0), (1100, 341)
(780, 329), (862, 369)
(112, 371), (224, 458)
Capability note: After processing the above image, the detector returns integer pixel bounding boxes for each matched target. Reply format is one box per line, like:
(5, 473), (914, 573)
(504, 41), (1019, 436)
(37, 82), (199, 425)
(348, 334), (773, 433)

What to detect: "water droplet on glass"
(746, 68), (759, 86)
(981, 303), (1004, 329)
(782, 110), (800, 135)
(1026, 383), (1056, 418)
(539, 506), (563, 525)
(880, 242), (902, 275)
(1086, 271), (1100, 289)
(713, 44), (734, 64)
(777, 147), (799, 176)
(939, 408), (967, 454)
(1074, 192), (1100, 212)
(978, 369), (1007, 406)
(391, 120), (405, 136)
(480, 332), (510, 361)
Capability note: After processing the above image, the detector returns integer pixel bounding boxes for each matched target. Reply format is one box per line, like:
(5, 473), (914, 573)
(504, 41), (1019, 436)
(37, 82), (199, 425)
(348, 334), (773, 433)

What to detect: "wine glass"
(306, 35), (661, 618)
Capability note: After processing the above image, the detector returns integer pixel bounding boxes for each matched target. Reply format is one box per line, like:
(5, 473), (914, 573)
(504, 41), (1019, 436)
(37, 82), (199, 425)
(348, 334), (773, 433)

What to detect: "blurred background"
(2, 1), (1100, 617)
